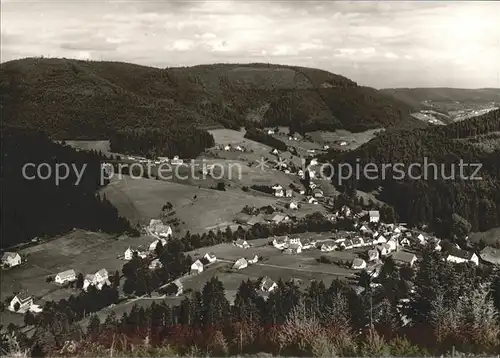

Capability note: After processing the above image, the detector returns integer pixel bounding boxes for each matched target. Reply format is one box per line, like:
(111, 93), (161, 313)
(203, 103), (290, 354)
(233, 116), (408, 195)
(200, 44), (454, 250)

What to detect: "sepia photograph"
(1, 0), (500, 356)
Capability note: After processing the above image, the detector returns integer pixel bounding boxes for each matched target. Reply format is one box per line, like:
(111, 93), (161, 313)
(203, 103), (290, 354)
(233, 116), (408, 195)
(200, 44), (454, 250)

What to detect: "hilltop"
(0, 58), (423, 139)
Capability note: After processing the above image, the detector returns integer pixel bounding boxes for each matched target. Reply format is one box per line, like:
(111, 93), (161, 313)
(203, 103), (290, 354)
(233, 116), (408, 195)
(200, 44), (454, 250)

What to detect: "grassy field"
(1, 230), (157, 302)
(102, 176), (279, 233)
(469, 227), (500, 247)
(307, 128), (383, 150)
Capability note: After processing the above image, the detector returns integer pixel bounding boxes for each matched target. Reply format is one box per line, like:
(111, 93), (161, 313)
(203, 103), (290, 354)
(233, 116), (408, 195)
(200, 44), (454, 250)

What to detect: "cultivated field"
(307, 128), (383, 150)
(469, 226), (500, 247)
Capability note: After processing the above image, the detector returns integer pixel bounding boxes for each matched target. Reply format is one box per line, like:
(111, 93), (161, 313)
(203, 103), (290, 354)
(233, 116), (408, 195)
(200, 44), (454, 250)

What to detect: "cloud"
(1, 0), (499, 88)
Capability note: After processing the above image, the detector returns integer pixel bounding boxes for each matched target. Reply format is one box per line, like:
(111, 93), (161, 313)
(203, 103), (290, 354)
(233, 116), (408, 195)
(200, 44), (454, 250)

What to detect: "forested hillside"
(0, 125), (137, 248)
(1, 58), (423, 143)
(330, 109), (500, 234)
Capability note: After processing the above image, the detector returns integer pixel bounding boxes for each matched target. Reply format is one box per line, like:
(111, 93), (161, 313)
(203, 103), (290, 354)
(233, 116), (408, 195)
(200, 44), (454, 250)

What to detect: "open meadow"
(101, 176), (279, 233)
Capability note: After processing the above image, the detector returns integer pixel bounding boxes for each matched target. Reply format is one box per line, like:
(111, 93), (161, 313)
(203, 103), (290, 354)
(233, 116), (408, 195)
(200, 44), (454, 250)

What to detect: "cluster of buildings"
(127, 155), (184, 166)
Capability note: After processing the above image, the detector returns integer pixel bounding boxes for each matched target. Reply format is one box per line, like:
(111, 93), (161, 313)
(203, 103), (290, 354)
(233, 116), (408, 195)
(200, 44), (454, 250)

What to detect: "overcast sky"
(2, 0), (499, 88)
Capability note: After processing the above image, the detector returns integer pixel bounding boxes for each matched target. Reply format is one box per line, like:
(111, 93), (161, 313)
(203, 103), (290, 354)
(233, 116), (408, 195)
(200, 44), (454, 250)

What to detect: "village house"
(274, 188), (284, 197)
(288, 237), (302, 246)
(368, 249), (380, 262)
(234, 239), (250, 249)
(374, 235), (387, 245)
(236, 145), (244, 152)
(479, 246), (500, 265)
(320, 242), (337, 252)
(124, 247), (135, 260)
(54, 269), (77, 285)
(313, 188), (324, 198)
(157, 157), (169, 163)
(260, 276), (278, 292)
(289, 200), (299, 210)
(149, 238), (168, 252)
(190, 260), (204, 274)
(173, 279), (183, 296)
(369, 211), (380, 223)
(83, 269), (111, 291)
(299, 189), (306, 195)
(446, 248), (479, 266)
(273, 236), (288, 250)
(248, 255), (259, 264)
(1, 252), (22, 268)
(171, 156), (183, 165)
(284, 243), (302, 254)
(233, 258), (248, 270)
(224, 144), (231, 151)
(308, 197), (319, 205)
(323, 145), (329, 150)
(387, 238), (398, 252)
(341, 239), (354, 250)
(391, 251), (418, 267)
(377, 243), (392, 256)
(204, 252), (217, 263)
(341, 206), (352, 217)
(399, 237), (411, 247)
(148, 219), (172, 238)
(268, 129), (275, 135)
(271, 213), (290, 224)
(285, 189), (293, 198)
(8, 292), (33, 313)
(149, 259), (163, 270)
(301, 238), (315, 250)
(352, 258), (367, 270)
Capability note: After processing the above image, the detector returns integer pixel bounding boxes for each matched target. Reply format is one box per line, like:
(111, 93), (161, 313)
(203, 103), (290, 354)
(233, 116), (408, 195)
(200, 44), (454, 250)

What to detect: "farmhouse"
(270, 213), (290, 224)
(308, 197), (319, 205)
(352, 258), (367, 270)
(124, 247), (135, 260)
(301, 238), (315, 250)
(204, 252), (217, 263)
(284, 243), (302, 254)
(391, 251), (417, 267)
(369, 211), (380, 223)
(55, 269), (77, 285)
(8, 292), (33, 313)
(377, 243), (392, 256)
(274, 189), (284, 197)
(248, 255), (259, 264)
(342, 240), (354, 250)
(351, 237), (364, 248)
(416, 233), (427, 244)
(479, 246), (500, 265)
(149, 238), (167, 252)
(1, 252), (21, 267)
(260, 277), (277, 292)
(234, 213), (253, 225)
(289, 200), (299, 210)
(285, 189), (293, 198)
(149, 259), (163, 270)
(150, 219), (172, 238)
(374, 235), (387, 244)
(234, 239), (250, 249)
(233, 258), (248, 270)
(387, 238), (398, 252)
(190, 260), (204, 274)
(171, 156), (183, 165)
(84, 269), (111, 291)
(273, 236), (288, 249)
(320, 242), (337, 252)
(399, 237), (411, 247)
(313, 188), (324, 198)
(288, 237), (302, 246)
(446, 248), (479, 266)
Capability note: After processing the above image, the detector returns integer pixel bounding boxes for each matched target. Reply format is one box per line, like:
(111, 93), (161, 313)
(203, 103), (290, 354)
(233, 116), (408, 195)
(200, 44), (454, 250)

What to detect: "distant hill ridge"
(0, 57), (423, 139)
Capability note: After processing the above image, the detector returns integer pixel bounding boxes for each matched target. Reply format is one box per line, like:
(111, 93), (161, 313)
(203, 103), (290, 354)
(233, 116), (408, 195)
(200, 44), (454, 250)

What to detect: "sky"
(2, 0), (500, 88)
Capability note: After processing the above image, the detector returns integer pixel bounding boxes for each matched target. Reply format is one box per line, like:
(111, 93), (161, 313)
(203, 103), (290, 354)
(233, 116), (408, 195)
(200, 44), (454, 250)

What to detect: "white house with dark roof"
(1, 252), (21, 268)
(190, 260), (204, 274)
(234, 239), (250, 249)
(352, 258), (367, 270)
(368, 249), (379, 262)
(320, 242), (337, 252)
(260, 276), (277, 292)
(124, 247), (135, 260)
(446, 248), (479, 266)
(8, 292), (33, 313)
(55, 269), (77, 285)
